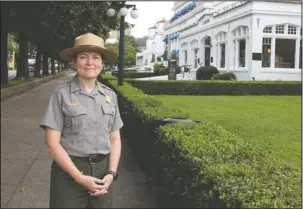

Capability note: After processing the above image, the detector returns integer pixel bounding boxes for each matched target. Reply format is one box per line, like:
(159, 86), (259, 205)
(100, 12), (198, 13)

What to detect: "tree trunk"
(42, 53), (49, 76)
(34, 44), (41, 77)
(57, 61), (61, 73)
(51, 57), (55, 75)
(16, 30), (29, 80)
(64, 61), (68, 71)
(1, 2), (9, 88)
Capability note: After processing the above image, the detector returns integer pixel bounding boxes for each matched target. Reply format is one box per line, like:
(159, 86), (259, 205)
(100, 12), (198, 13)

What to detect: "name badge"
(105, 96), (111, 103)
(68, 102), (81, 106)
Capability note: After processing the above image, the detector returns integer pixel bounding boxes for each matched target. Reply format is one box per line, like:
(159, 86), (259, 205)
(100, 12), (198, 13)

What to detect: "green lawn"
(156, 95), (301, 169)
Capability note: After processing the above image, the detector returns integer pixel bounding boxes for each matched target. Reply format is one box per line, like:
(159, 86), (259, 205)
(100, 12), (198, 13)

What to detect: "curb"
(1, 70), (73, 101)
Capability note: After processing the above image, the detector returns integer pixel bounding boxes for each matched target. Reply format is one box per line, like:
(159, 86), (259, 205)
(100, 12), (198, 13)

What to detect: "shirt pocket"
(63, 106), (88, 134)
(101, 103), (115, 131)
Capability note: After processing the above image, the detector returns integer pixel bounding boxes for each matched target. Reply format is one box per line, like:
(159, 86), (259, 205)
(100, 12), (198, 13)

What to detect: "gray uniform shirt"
(40, 75), (124, 157)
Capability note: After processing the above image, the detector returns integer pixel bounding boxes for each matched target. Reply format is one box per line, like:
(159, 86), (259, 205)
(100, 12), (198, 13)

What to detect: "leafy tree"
(8, 34), (18, 56)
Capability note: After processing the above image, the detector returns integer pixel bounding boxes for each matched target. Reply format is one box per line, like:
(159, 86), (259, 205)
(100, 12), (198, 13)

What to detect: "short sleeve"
(110, 93), (124, 132)
(39, 89), (64, 132)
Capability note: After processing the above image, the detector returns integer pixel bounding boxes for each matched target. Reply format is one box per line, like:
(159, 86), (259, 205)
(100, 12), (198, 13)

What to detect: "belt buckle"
(88, 154), (99, 165)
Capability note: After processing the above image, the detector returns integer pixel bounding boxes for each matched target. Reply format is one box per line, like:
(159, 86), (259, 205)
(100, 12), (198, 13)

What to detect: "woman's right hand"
(77, 175), (105, 192)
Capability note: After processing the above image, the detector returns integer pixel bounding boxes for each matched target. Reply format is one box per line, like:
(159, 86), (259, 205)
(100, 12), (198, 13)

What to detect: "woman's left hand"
(88, 174), (114, 196)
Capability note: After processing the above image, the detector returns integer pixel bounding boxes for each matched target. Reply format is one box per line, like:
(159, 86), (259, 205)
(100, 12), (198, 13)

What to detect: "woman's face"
(74, 51), (103, 79)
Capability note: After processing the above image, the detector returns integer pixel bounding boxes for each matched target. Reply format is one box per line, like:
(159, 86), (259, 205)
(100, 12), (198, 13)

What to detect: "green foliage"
(153, 63), (166, 76)
(212, 72), (237, 80)
(5, 1), (130, 60)
(156, 95), (302, 169)
(126, 80), (302, 95)
(156, 123), (301, 208)
(98, 74), (187, 121)
(124, 36), (137, 67)
(196, 65), (218, 80)
(8, 34), (18, 55)
(99, 74), (301, 208)
(106, 36), (137, 67)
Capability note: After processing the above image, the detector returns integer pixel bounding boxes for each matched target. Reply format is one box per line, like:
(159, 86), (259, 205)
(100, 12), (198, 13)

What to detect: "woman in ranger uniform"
(40, 33), (123, 208)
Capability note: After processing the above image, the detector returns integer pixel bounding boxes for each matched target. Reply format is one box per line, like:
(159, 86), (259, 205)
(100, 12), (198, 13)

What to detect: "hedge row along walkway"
(1, 73), (160, 208)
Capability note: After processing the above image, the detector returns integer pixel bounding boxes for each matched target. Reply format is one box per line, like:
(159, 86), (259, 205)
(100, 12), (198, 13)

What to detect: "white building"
(163, 0), (302, 81)
(136, 20), (168, 71)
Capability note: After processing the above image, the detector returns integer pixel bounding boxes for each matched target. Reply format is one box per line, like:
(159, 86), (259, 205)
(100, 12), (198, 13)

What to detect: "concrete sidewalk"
(1, 73), (159, 208)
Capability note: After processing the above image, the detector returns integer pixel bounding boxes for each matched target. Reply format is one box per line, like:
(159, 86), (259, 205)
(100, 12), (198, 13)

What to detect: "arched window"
(262, 24), (301, 69)
(232, 26), (249, 68)
(190, 39), (199, 68)
(215, 32), (228, 68)
(190, 39), (199, 48)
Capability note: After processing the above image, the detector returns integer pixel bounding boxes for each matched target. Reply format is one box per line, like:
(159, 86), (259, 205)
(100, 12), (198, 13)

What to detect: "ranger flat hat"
(59, 33), (117, 62)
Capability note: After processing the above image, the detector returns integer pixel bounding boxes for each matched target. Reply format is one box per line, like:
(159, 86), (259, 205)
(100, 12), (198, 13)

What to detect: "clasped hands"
(77, 174), (114, 196)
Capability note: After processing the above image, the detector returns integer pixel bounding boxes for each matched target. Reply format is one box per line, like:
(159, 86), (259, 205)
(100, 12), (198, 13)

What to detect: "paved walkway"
(1, 72), (159, 208)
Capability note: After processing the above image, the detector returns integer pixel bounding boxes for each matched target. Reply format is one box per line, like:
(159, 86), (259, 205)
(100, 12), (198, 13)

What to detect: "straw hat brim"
(59, 45), (117, 62)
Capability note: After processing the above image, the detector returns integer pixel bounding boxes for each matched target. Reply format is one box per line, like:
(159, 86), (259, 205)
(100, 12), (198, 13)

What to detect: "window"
(275, 25), (284, 34)
(300, 40), (302, 69)
(205, 37), (211, 46)
(220, 43), (226, 68)
(263, 26), (272, 33)
(232, 26), (248, 68)
(275, 39), (296, 68)
(262, 38), (271, 68)
(288, 25), (296, 35)
(194, 49), (198, 68)
(239, 39), (246, 67)
(184, 50), (188, 65)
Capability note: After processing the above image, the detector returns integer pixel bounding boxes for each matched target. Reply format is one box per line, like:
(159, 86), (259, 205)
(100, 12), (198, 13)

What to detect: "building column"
(227, 35), (233, 70)
(250, 16), (263, 80)
(245, 37), (249, 69)
(270, 38), (276, 68)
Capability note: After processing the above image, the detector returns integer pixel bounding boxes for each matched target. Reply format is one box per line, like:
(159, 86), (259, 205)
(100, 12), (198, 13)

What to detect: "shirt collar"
(69, 75), (81, 93)
(69, 75), (106, 96)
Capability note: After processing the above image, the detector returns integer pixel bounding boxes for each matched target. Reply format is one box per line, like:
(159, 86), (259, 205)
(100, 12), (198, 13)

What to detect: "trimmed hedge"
(196, 65), (219, 80)
(99, 74), (301, 208)
(156, 123), (301, 208)
(212, 72), (237, 80)
(112, 71), (167, 79)
(126, 80), (302, 95)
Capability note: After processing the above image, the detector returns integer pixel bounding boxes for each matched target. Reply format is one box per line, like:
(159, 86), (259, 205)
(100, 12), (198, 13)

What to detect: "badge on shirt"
(105, 96), (111, 103)
(69, 102), (81, 106)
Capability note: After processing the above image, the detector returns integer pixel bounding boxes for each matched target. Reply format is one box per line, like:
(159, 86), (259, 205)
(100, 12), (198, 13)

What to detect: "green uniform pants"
(49, 155), (113, 208)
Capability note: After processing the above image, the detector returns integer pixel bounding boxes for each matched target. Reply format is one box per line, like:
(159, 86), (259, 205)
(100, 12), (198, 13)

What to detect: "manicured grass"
(156, 95), (301, 169)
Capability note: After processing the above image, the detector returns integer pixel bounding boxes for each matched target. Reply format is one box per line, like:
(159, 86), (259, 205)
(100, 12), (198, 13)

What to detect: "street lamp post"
(107, 1), (139, 86)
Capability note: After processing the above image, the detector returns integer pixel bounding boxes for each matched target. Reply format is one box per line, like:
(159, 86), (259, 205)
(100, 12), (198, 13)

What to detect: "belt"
(71, 154), (108, 165)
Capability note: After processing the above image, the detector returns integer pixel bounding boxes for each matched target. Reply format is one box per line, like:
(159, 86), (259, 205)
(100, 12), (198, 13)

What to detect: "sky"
(125, 1), (174, 38)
